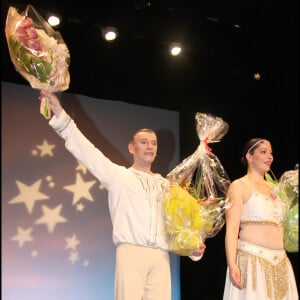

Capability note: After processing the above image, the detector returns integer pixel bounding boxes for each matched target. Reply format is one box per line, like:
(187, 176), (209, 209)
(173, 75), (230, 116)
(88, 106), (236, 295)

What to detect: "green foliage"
(9, 36), (53, 85)
(266, 170), (299, 253)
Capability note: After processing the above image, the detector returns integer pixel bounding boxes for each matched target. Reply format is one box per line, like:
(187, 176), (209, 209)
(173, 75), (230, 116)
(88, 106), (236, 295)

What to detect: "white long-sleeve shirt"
(49, 110), (170, 250)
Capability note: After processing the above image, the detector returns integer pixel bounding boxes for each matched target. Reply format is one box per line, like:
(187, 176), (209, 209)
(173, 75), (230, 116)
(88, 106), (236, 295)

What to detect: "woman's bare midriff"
(239, 223), (284, 249)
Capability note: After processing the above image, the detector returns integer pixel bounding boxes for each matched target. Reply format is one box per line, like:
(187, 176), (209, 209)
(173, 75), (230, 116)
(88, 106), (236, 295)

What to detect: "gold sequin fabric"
(237, 240), (289, 300)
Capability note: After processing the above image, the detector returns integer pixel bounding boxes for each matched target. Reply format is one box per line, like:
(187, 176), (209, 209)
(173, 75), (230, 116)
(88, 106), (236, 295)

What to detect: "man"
(39, 90), (206, 300)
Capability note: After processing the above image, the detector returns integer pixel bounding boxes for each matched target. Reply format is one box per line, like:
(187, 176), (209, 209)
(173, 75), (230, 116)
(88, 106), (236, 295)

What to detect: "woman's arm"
(224, 180), (245, 289)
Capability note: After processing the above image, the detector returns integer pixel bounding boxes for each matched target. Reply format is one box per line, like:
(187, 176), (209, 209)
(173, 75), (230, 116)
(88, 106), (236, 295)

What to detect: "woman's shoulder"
(228, 176), (252, 198)
(230, 176), (248, 189)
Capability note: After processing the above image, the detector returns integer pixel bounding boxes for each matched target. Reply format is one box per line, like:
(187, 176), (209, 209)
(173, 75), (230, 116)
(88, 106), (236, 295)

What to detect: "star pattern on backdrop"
(99, 183), (106, 190)
(8, 179), (50, 214)
(35, 204), (67, 233)
(31, 149), (38, 156)
(7, 134), (107, 269)
(65, 234), (80, 250)
(64, 173), (96, 205)
(36, 139), (56, 157)
(46, 175), (56, 188)
(83, 259), (89, 267)
(11, 226), (34, 248)
(31, 250), (39, 257)
(68, 251), (79, 264)
(76, 203), (85, 211)
(76, 160), (88, 174)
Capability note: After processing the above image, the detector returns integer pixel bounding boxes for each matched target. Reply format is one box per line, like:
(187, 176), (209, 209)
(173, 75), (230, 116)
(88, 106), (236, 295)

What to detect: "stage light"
(254, 72), (261, 80)
(169, 43), (182, 56)
(47, 14), (61, 27)
(101, 26), (118, 41)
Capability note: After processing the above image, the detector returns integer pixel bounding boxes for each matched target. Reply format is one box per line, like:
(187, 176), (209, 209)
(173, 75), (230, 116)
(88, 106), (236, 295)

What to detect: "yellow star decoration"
(68, 251), (79, 264)
(11, 226), (34, 248)
(76, 160), (88, 174)
(65, 234), (80, 251)
(35, 204), (67, 234)
(8, 179), (49, 214)
(31, 250), (39, 257)
(36, 139), (56, 157)
(64, 173), (96, 205)
(83, 260), (89, 267)
(76, 203), (85, 211)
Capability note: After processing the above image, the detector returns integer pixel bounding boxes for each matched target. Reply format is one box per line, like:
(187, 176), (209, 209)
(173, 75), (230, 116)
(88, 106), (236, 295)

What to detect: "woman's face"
(247, 141), (273, 173)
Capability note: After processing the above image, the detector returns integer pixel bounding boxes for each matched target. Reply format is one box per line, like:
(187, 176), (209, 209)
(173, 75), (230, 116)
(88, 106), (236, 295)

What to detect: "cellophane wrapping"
(279, 165), (299, 252)
(5, 5), (70, 91)
(5, 5), (70, 118)
(164, 112), (231, 255)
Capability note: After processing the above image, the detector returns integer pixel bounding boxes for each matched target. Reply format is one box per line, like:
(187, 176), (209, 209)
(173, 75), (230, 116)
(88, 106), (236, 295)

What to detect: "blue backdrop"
(2, 81), (181, 300)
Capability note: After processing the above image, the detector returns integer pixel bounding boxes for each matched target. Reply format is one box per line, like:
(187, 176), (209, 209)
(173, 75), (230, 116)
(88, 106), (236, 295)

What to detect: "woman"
(223, 138), (298, 299)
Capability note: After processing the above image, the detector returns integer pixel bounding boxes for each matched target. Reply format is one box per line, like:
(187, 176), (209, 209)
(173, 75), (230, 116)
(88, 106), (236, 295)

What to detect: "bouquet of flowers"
(5, 5), (70, 119)
(278, 166), (298, 252)
(266, 165), (298, 252)
(164, 112), (231, 256)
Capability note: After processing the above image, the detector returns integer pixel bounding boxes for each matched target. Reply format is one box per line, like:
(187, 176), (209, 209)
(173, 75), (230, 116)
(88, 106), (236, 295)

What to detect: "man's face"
(129, 132), (157, 165)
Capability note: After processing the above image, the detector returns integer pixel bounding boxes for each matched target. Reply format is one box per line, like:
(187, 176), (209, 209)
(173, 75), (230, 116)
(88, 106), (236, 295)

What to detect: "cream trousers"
(115, 243), (171, 300)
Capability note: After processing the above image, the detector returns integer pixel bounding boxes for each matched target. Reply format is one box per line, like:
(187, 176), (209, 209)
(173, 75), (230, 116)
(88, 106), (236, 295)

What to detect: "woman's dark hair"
(240, 138), (268, 166)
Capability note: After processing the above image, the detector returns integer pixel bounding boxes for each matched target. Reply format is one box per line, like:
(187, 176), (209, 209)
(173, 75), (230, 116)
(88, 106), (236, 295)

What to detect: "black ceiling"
(1, 0), (299, 111)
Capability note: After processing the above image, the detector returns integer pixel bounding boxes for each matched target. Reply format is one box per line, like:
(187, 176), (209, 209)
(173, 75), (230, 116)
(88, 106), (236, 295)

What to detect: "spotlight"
(47, 13), (61, 27)
(169, 42), (182, 56)
(101, 26), (118, 41)
(253, 72), (261, 80)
